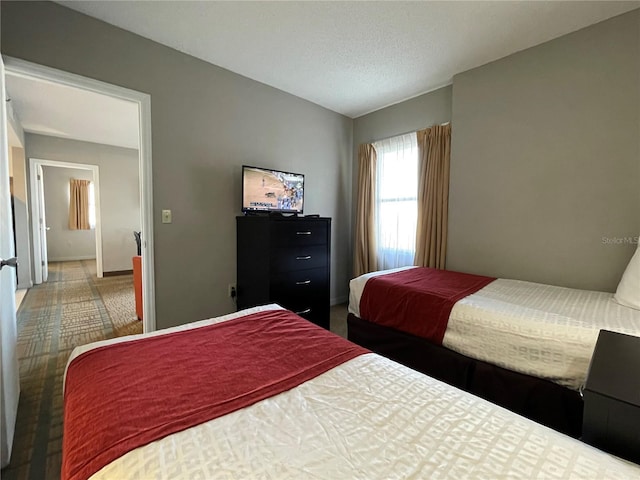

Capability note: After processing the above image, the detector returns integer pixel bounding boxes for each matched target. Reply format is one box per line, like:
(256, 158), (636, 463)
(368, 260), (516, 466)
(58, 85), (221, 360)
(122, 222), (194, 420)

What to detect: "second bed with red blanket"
(359, 267), (495, 345)
(348, 266), (640, 436)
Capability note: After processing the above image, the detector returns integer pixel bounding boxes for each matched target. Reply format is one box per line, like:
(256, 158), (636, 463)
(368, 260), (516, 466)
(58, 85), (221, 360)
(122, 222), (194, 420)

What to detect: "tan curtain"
(353, 144), (378, 277)
(69, 179), (91, 230)
(414, 124), (451, 269)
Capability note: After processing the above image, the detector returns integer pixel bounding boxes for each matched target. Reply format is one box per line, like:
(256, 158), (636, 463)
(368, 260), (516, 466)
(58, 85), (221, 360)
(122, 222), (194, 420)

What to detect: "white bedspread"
(76, 326), (640, 479)
(86, 348), (640, 480)
(349, 270), (640, 390)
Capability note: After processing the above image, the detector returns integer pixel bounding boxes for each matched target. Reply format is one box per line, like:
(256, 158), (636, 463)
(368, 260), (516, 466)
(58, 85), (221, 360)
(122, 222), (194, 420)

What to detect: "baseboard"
(103, 269), (134, 277)
(49, 256), (96, 262)
(331, 295), (348, 306)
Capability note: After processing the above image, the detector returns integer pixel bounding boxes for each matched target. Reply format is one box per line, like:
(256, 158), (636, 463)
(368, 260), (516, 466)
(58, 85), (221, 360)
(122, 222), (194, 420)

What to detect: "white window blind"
(88, 182), (96, 229)
(373, 132), (418, 270)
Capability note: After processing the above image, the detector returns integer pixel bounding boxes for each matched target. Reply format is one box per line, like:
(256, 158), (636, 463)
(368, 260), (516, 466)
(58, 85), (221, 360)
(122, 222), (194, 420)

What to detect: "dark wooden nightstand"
(582, 329), (640, 463)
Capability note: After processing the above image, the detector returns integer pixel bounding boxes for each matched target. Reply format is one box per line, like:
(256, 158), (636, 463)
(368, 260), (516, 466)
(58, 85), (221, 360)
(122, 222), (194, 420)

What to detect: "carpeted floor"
(1, 260), (141, 480)
(330, 302), (348, 338)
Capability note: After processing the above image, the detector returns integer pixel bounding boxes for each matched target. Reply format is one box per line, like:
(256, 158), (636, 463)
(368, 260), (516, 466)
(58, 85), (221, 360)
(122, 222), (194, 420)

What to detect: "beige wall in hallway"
(41, 165), (96, 262)
(10, 146), (31, 288)
(25, 134), (141, 274)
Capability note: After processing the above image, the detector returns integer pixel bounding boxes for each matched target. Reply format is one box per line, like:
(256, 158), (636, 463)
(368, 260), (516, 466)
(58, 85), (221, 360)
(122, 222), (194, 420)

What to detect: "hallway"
(2, 260), (140, 480)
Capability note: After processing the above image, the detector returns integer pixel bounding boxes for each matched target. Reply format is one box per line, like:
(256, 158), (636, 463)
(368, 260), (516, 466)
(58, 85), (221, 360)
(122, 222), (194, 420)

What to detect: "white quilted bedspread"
(90, 353), (640, 479)
(349, 270), (640, 390)
(445, 279), (640, 390)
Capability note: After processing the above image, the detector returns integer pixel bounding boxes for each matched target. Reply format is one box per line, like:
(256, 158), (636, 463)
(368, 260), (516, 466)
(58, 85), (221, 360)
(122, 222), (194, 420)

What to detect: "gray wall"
(352, 10), (639, 292)
(41, 165), (95, 261)
(352, 86), (453, 276)
(353, 86), (453, 147)
(1, 1), (353, 329)
(449, 10), (640, 292)
(26, 135), (141, 273)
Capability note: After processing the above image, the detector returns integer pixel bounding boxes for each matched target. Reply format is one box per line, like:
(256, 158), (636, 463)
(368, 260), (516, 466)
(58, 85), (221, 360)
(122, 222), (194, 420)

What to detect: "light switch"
(162, 209), (172, 224)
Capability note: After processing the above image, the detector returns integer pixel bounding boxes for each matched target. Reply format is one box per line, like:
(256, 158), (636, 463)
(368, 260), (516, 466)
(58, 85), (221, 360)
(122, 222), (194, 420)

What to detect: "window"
(88, 182), (96, 229)
(373, 132), (418, 270)
(68, 178), (93, 231)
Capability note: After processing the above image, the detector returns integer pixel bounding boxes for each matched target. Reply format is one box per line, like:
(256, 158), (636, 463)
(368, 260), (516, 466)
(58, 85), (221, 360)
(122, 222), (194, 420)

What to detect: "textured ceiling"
(6, 0), (640, 147)
(56, 1), (639, 118)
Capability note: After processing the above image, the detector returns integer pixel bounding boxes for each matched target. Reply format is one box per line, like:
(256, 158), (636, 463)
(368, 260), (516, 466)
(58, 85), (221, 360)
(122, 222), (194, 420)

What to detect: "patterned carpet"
(1, 260), (141, 480)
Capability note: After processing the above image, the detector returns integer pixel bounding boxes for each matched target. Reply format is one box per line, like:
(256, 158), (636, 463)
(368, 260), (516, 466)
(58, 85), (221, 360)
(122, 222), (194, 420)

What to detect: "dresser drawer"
(271, 220), (328, 247)
(271, 245), (327, 272)
(274, 299), (329, 329)
(271, 267), (328, 301)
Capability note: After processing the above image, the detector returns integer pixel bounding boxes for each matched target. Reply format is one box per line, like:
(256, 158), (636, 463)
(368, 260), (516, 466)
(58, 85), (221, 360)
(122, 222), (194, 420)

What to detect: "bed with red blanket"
(62, 304), (640, 479)
(348, 266), (640, 437)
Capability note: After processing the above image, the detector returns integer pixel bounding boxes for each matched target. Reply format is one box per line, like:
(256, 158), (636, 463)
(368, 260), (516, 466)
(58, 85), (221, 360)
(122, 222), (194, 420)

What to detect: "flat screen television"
(242, 165), (305, 214)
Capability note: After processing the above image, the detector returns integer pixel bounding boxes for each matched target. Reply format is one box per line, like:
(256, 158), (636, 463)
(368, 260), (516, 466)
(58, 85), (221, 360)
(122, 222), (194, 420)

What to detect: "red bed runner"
(62, 309), (368, 480)
(360, 267), (495, 344)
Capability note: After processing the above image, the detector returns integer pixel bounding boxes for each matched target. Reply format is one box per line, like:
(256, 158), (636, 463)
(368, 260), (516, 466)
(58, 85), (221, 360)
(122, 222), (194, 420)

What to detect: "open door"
(36, 164), (48, 282)
(29, 159), (50, 285)
(0, 55), (21, 468)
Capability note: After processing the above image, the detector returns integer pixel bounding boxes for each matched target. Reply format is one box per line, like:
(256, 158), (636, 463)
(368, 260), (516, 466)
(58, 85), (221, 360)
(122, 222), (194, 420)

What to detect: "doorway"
(3, 56), (156, 333)
(29, 159), (102, 282)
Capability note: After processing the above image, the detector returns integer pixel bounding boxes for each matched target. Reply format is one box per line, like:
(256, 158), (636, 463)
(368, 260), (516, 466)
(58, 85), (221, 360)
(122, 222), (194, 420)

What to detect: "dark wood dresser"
(236, 215), (331, 329)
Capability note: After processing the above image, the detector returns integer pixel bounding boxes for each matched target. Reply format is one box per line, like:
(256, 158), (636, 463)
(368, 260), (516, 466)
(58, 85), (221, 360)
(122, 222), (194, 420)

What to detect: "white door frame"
(4, 56), (156, 333)
(35, 163), (49, 282)
(29, 158), (103, 279)
(0, 51), (20, 470)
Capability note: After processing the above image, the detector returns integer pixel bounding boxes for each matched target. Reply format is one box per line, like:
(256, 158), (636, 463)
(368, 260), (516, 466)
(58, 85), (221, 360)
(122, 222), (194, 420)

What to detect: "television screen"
(242, 165), (305, 214)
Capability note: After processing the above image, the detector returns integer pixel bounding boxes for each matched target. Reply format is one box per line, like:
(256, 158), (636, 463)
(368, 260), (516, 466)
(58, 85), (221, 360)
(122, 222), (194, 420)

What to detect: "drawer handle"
(296, 255), (312, 260)
(296, 231), (312, 235)
(296, 308), (312, 315)
(295, 280), (311, 285)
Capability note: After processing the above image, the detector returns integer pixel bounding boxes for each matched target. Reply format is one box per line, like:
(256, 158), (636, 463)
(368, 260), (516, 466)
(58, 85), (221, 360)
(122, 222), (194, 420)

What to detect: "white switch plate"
(161, 209), (172, 224)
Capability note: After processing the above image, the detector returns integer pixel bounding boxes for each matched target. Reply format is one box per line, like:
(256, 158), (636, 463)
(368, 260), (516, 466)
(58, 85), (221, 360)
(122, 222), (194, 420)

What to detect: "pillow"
(614, 243), (640, 310)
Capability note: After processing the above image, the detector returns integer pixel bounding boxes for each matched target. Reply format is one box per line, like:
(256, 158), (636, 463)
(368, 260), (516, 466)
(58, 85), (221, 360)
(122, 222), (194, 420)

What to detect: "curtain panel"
(353, 144), (378, 278)
(414, 124), (451, 269)
(69, 179), (91, 230)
